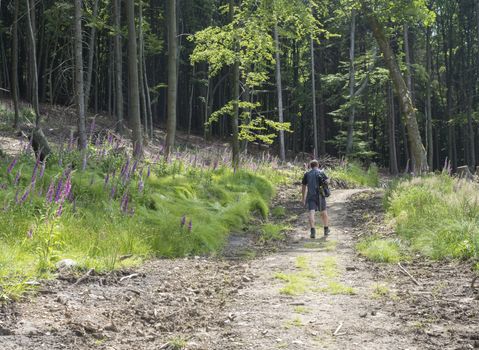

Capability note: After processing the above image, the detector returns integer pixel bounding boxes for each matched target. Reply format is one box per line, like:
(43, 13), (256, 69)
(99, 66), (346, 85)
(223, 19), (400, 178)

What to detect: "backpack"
(316, 170), (331, 198)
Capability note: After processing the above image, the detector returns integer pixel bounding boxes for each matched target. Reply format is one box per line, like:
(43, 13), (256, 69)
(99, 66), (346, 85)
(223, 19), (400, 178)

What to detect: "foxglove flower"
(180, 215), (186, 227)
(54, 178), (63, 203)
(188, 219), (193, 232)
(7, 157), (17, 174)
(20, 188), (30, 203)
(104, 173), (110, 188)
(39, 161), (46, 179)
(56, 204), (63, 217)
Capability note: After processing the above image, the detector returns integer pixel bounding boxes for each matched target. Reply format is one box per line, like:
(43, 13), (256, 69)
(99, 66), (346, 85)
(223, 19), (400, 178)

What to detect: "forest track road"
(0, 188), (477, 350)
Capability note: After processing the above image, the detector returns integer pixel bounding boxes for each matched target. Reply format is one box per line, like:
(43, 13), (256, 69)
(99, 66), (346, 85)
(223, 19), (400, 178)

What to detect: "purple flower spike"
(7, 157), (17, 174)
(188, 219), (193, 232)
(147, 166), (151, 178)
(14, 171), (21, 186)
(180, 215), (186, 227)
(61, 176), (72, 201)
(56, 204), (63, 217)
(54, 178), (63, 203)
(20, 188), (30, 203)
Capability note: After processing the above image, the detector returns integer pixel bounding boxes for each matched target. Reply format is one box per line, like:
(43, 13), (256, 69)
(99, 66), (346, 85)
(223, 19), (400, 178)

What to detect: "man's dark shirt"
(302, 168), (328, 200)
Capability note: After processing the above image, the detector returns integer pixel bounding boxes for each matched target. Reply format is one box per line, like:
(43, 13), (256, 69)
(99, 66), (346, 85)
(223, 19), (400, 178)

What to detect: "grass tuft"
(357, 238), (402, 263)
(328, 162), (379, 188)
(385, 175), (479, 261)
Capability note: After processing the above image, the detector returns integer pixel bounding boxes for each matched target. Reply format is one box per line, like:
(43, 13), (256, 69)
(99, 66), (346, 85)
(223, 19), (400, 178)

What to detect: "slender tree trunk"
(138, 0), (148, 139)
(74, 0), (87, 150)
(388, 83), (399, 175)
(310, 36), (318, 158)
(403, 24), (414, 99)
(143, 57), (153, 138)
(346, 9), (356, 156)
(25, 0), (40, 126)
(229, 0), (240, 168)
(126, 0), (143, 155)
(425, 27), (433, 169)
(187, 65), (196, 138)
(165, 0), (178, 156)
(85, 0), (99, 110)
(113, 0), (124, 133)
(274, 22), (286, 161)
(12, 0), (20, 128)
(363, 11), (428, 173)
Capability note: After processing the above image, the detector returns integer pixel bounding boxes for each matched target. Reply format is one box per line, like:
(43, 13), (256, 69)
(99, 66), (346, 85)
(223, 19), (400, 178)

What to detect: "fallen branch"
(398, 263), (420, 286)
(333, 322), (343, 336)
(74, 268), (94, 286)
(119, 273), (139, 282)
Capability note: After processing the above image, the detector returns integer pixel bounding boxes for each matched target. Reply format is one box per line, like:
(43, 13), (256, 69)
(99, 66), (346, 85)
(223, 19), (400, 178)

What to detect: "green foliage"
(0, 145), (280, 300)
(259, 223), (286, 242)
(357, 237), (402, 263)
(385, 175), (479, 261)
(329, 162), (379, 187)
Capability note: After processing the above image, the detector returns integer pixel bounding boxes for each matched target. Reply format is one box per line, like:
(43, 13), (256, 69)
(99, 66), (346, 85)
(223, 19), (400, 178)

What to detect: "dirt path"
(1, 188), (478, 350)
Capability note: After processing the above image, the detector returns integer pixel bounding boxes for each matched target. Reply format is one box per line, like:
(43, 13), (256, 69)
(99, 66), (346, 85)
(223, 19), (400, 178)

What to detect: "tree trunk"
(126, 0), (143, 156)
(229, 0), (240, 168)
(363, 11), (428, 173)
(346, 9), (356, 156)
(425, 27), (433, 169)
(138, 0), (148, 139)
(187, 65), (196, 138)
(403, 24), (414, 99)
(143, 56), (153, 138)
(113, 0), (124, 134)
(12, 0), (20, 128)
(388, 83), (399, 175)
(85, 0), (99, 110)
(74, 0), (87, 150)
(274, 22), (286, 162)
(165, 0), (178, 156)
(310, 36), (318, 158)
(25, 0), (40, 126)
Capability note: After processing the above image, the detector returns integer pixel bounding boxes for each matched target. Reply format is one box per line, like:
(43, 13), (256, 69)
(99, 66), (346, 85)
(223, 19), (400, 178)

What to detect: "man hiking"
(301, 159), (330, 238)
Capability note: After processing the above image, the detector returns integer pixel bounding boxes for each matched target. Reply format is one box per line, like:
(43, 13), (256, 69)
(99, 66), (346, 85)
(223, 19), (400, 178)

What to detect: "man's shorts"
(308, 196), (327, 212)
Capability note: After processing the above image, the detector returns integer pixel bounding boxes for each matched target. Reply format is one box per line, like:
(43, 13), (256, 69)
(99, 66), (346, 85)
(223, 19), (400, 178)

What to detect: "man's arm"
(302, 185), (307, 206)
(301, 173), (308, 206)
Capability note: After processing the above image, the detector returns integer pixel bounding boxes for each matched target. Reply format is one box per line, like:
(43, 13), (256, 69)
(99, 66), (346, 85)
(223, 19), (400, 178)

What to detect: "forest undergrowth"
(358, 174), (479, 272)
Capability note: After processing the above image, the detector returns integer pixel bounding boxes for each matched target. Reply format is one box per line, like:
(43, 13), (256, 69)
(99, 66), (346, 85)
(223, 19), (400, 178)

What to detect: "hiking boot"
(324, 227), (330, 236)
(310, 228), (316, 239)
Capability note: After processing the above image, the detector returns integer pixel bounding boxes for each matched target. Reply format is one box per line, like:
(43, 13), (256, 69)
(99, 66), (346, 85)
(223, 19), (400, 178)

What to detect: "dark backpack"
(316, 171), (331, 198)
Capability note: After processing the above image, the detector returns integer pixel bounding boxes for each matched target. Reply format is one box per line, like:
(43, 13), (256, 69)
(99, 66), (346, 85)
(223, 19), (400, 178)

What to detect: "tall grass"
(0, 130), (286, 299)
(385, 175), (479, 261)
(328, 161), (379, 188)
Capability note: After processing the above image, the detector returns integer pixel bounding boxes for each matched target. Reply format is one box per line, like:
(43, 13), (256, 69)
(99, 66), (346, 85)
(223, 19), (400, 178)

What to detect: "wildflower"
(20, 188), (30, 203)
(31, 160), (39, 184)
(54, 178), (63, 203)
(188, 219), (193, 232)
(131, 160), (138, 175)
(56, 204), (63, 217)
(120, 193), (129, 213)
(110, 186), (116, 199)
(7, 157), (17, 174)
(147, 165), (151, 178)
(26, 228), (33, 239)
(46, 180), (55, 202)
(14, 171), (21, 186)
(180, 215), (186, 227)
(61, 176), (72, 201)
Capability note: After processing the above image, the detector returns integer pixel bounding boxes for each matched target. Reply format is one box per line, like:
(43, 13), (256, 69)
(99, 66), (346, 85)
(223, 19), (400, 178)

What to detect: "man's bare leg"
(320, 210), (330, 235)
(309, 210), (316, 238)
